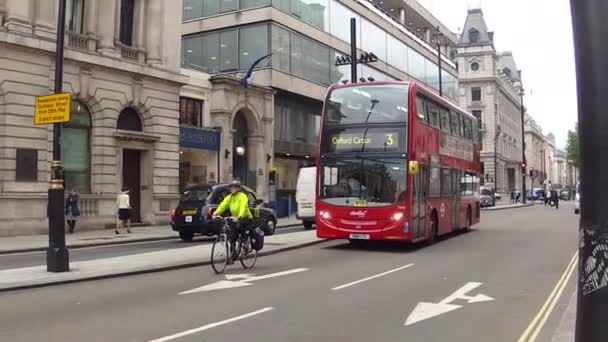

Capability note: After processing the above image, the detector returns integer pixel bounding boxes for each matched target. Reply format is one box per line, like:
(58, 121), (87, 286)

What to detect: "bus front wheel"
(464, 207), (472, 232)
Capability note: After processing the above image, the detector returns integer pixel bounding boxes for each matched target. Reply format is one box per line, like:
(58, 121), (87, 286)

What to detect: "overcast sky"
(418, 0), (577, 148)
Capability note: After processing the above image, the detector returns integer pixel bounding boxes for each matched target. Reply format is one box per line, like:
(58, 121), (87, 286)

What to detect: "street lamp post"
(494, 125), (501, 192)
(432, 27), (444, 97)
(518, 83), (527, 204)
(571, 0), (608, 339)
(47, 0), (69, 272)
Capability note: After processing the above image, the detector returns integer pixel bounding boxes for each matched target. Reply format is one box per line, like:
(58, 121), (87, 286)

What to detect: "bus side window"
(427, 102), (440, 128)
(415, 96), (428, 123)
(450, 111), (462, 137)
(441, 169), (452, 197)
(429, 166), (441, 197)
(439, 107), (451, 133)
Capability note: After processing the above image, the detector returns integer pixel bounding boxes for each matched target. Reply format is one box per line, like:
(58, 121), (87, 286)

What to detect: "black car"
(171, 184), (277, 241)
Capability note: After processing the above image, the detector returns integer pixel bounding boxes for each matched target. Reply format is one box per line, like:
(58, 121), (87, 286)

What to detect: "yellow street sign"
(34, 93), (71, 125)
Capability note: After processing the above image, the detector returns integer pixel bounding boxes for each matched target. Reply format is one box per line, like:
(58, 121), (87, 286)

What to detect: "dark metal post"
(571, 0), (608, 340)
(47, 0), (69, 272)
(519, 88), (527, 204)
(435, 27), (443, 97)
(350, 18), (357, 83)
(213, 126), (222, 183)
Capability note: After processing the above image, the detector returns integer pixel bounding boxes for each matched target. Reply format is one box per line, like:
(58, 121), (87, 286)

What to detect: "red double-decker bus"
(316, 81), (481, 243)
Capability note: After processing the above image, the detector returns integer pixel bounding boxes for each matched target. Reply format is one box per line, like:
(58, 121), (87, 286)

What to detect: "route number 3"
(386, 133), (394, 146)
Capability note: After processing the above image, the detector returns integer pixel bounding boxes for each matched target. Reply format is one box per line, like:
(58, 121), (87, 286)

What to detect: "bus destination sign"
(323, 127), (404, 153)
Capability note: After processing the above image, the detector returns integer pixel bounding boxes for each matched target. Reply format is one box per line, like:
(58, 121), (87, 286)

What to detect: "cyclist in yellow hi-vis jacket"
(213, 181), (253, 257)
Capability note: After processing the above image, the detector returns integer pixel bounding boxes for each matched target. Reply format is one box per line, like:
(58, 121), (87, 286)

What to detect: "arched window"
(117, 108), (142, 131)
(62, 100), (91, 192)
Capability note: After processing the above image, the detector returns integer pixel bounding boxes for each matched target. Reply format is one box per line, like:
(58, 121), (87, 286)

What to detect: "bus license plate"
(349, 233), (370, 240)
(185, 216), (193, 223)
(354, 199), (367, 207)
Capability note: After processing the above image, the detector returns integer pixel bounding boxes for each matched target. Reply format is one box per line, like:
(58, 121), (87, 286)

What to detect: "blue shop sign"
(179, 127), (220, 151)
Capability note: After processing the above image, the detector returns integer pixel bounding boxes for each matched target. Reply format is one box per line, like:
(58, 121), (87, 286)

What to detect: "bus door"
(411, 165), (428, 239)
(451, 170), (461, 230)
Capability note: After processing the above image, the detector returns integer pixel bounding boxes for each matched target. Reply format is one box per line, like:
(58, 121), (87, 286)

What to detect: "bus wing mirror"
(409, 161), (420, 175)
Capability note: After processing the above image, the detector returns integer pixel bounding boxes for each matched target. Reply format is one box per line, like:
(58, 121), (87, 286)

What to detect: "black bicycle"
(211, 217), (258, 274)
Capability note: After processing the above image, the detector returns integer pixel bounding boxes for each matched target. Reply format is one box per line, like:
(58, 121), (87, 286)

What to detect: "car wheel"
(179, 232), (194, 242)
(303, 221), (314, 230)
(264, 217), (277, 236)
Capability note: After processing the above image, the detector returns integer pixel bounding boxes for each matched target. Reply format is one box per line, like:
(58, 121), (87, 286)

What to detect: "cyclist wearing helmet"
(213, 180), (253, 249)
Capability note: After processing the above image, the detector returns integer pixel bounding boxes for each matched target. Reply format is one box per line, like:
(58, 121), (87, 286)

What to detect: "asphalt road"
(0, 225), (306, 270)
(0, 203), (578, 342)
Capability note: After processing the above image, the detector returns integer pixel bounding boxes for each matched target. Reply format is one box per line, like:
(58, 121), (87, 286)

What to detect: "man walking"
(551, 190), (559, 210)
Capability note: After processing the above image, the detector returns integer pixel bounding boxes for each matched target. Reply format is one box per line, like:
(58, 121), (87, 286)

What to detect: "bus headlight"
(320, 211), (331, 220)
(393, 212), (404, 221)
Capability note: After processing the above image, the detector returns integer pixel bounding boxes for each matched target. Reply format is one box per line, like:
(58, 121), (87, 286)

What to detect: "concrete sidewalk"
(0, 230), (322, 292)
(552, 291), (576, 342)
(0, 216), (302, 255)
(482, 203), (534, 211)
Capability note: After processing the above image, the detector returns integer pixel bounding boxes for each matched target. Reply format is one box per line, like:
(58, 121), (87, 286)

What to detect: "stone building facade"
(524, 113), (546, 190)
(0, 0), (187, 236)
(456, 8), (524, 193)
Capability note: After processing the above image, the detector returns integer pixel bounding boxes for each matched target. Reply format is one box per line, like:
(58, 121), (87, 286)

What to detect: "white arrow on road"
(179, 268), (309, 295)
(405, 282), (494, 326)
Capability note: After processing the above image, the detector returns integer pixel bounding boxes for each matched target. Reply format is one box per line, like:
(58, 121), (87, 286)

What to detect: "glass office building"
(180, 0), (459, 213)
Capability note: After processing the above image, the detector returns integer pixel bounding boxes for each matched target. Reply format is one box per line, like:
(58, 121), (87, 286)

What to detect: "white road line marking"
(518, 252), (578, 342)
(147, 307), (274, 342)
(179, 268), (309, 294)
(332, 263), (415, 290)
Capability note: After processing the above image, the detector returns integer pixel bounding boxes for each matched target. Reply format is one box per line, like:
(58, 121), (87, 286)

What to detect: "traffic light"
(521, 162), (526, 174)
(529, 168), (534, 177)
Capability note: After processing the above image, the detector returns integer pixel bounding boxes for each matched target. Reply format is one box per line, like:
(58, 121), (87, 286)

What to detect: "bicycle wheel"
(211, 233), (229, 274)
(239, 238), (258, 269)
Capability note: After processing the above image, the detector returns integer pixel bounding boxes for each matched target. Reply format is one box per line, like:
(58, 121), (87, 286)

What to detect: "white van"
(296, 167), (316, 229)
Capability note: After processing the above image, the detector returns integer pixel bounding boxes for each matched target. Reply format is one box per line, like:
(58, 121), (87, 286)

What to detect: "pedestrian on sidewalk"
(65, 189), (80, 234)
(516, 191), (521, 204)
(116, 187), (131, 234)
(510, 190), (515, 204)
(544, 189), (550, 206)
(551, 190), (559, 210)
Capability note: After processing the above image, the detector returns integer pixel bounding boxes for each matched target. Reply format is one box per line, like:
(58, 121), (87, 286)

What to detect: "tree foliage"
(566, 123), (580, 168)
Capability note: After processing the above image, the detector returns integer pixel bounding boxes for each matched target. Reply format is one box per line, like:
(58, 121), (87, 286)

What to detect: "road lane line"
(528, 253), (578, 341)
(332, 263), (415, 291)
(147, 307), (274, 342)
(517, 252), (578, 342)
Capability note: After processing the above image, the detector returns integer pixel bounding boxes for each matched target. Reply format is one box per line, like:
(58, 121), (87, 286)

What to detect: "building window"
(119, 0), (135, 45)
(15, 149), (38, 182)
(471, 87), (482, 101)
(469, 28), (479, 44)
(62, 101), (91, 192)
(117, 108), (142, 131)
(180, 97), (203, 127)
(470, 62), (480, 71)
(68, 0), (85, 34)
(239, 25), (269, 72)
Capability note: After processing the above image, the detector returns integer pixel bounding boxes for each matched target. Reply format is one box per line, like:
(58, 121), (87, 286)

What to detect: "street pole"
(519, 86), (527, 204)
(571, 0), (608, 340)
(47, 0), (69, 272)
(350, 18), (357, 83)
(434, 27), (443, 97)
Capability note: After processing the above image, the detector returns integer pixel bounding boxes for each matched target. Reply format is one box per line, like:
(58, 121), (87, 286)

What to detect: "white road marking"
(331, 263), (415, 291)
(179, 268), (309, 294)
(147, 307), (274, 342)
(405, 282), (494, 326)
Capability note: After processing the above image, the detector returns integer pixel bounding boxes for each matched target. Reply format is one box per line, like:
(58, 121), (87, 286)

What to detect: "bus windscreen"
(319, 156), (407, 207)
(324, 84), (408, 125)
